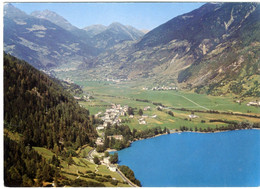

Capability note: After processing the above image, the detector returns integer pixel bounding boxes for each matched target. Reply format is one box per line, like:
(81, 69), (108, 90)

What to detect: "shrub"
(110, 179), (118, 186)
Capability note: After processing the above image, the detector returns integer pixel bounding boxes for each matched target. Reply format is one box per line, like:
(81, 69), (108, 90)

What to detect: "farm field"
(55, 71), (259, 131)
(75, 80), (259, 113)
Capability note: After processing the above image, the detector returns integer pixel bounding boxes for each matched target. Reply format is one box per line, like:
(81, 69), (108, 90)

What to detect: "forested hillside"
(4, 53), (97, 186)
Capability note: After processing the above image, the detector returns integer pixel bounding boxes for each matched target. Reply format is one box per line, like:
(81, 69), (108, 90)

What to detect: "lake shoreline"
(129, 127), (259, 145)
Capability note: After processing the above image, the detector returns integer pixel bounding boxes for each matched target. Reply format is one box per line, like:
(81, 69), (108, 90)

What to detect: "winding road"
(116, 169), (139, 187)
(87, 148), (138, 187)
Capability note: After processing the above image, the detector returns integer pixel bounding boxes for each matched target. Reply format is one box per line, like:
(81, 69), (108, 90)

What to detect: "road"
(88, 148), (138, 187)
(116, 169), (139, 187)
(88, 148), (95, 159)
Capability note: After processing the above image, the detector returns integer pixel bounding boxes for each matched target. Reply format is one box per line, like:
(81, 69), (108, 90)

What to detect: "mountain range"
(4, 3), (144, 69)
(81, 2), (260, 96)
(4, 4), (100, 69)
(4, 2), (260, 96)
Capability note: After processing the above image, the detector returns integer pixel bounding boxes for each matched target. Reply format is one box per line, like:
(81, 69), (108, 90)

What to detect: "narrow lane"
(172, 94), (209, 110)
(116, 169), (139, 187)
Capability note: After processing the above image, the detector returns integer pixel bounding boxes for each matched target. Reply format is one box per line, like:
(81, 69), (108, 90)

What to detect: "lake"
(115, 129), (260, 187)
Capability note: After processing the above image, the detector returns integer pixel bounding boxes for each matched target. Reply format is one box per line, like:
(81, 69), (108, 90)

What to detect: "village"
(83, 103), (145, 187)
(142, 86), (178, 91)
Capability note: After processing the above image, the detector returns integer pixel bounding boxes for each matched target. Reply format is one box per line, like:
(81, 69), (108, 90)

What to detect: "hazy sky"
(13, 2), (205, 30)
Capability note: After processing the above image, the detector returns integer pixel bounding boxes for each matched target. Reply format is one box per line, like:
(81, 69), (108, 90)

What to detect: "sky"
(12, 2), (205, 30)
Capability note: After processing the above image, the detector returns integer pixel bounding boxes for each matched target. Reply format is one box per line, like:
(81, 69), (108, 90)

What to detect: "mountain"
(91, 22), (145, 49)
(4, 53), (97, 186)
(31, 9), (92, 42)
(4, 4), (98, 69)
(83, 2), (260, 96)
(136, 3), (222, 49)
(178, 3), (260, 96)
(31, 9), (77, 31)
(83, 24), (107, 38)
(4, 52), (97, 148)
(30, 10), (144, 50)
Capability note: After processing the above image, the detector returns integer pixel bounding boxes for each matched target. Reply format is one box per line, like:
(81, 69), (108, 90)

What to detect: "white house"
(73, 96), (81, 100)
(95, 137), (104, 146)
(247, 101), (260, 106)
(108, 165), (117, 172)
(139, 120), (146, 124)
(103, 157), (110, 164)
(138, 118), (146, 124)
(96, 126), (105, 130)
(107, 135), (124, 141)
(188, 114), (198, 119)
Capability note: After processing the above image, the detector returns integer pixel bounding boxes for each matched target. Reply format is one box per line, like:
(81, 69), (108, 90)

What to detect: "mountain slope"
(136, 3), (222, 49)
(31, 9), (92, 43)
(84, 2), (260, 96)
(178, 3), (260, 96)
(4, 52), (97, 147)
(83, 24), (107, 37)
(4, 52), (98, 186)
(31, 9), (78, 31)
(4, 4), (98, 69)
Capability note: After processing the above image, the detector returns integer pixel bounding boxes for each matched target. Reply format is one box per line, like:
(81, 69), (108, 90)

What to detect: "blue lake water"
(115, 129), (260, 187)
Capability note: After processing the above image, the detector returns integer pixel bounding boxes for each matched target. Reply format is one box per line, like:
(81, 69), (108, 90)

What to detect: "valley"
(3, 2), (260, 187)
(55, 70), (260, 132)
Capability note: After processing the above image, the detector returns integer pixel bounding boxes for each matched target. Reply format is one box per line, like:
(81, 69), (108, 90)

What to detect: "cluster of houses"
(101, 157), (117, 172)
(138, 114), (157, 125)
(64, 77), (74, 84)
(235, 100), (260, 107)
(105, 78), (127, 83)
(53, 67), (77, 72)
(151, 86), (178, 91)
(73, 95), (92, 102)
(99, 104), (129, 128)
(142, 86), (178, 91)
(138, 117), (146, 124)
(95, 104), (128, 130)
(95, 135), (124, 146)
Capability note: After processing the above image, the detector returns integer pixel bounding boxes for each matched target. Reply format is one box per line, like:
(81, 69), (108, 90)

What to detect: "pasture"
(54, 70), (259, 131)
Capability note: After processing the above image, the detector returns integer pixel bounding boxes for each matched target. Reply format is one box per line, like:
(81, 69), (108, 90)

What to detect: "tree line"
(178, 121), (260, 132)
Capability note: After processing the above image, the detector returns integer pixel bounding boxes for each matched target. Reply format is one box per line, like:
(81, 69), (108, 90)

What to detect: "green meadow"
(55, 71), (259, 131)
(75, 80), (259, 113)
(33, 146), (129, 187)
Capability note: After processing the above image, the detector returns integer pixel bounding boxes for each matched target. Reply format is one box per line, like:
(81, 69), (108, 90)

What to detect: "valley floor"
(59, 77), (259, 132)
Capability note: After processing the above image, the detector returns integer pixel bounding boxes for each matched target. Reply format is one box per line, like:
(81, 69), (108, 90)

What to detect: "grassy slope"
(33, 146), (129, 187)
